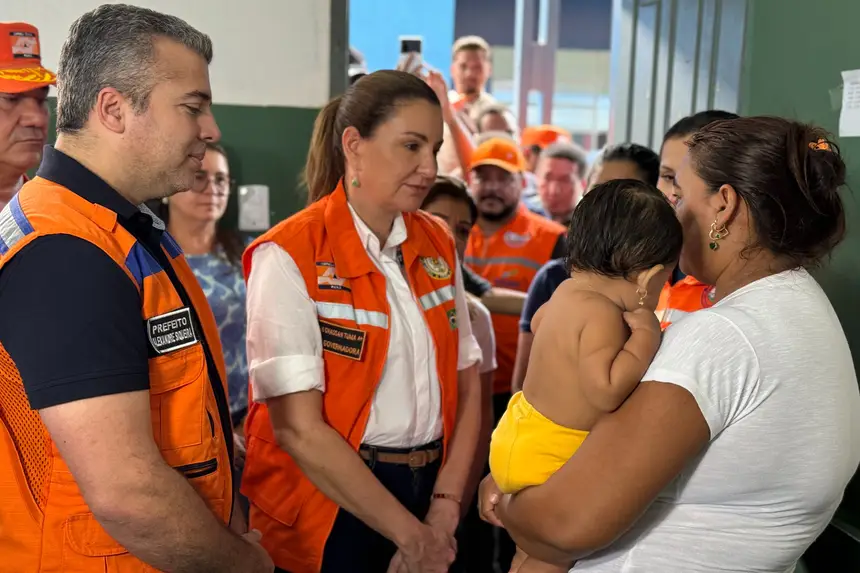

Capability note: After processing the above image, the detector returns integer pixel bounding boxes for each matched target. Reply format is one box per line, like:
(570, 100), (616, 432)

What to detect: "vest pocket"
(149, 345), (206, 451)
(63, 513), (128, 557)
(241, 435), (315, 527)
(174, 457), (218, 479)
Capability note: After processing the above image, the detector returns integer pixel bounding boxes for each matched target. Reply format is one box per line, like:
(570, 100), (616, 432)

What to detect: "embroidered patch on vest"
(421, 256), (452, 280)
(503, 231), (531, 248)
(316, 262), (351, 291)
(319, 320), (366, 360)
(446, 308), (458, 330)
(147, 308), (198, 354)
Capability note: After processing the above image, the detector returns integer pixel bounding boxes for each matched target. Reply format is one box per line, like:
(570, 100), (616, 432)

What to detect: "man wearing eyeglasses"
(0, 22), (54, 211)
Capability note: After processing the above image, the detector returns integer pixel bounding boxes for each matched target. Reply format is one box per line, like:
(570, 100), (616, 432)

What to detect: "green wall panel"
(42, 99), (318, 227)
(740, 0), (860, 562)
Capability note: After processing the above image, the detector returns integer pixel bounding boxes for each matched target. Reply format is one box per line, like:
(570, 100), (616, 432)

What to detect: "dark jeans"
(450, 392), (516, 573)
(276, 443), (440, 573)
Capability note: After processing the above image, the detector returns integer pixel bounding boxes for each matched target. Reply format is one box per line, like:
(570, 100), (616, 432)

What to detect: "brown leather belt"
(359, 443), (442, 468)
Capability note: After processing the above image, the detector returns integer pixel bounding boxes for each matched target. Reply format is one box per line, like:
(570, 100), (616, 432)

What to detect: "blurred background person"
(162, 143), (250, 431)
(438, 35), (496, 174)
(524, 141), (589, 227)
(0, 22), (54, 211)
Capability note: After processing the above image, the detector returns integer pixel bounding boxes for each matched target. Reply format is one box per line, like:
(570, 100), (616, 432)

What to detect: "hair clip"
(809, 138), (831, 152)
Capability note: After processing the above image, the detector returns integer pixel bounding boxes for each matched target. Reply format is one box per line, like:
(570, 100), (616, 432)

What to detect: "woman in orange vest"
(655, 110), (739, 328)
(242, 70), (483, 573)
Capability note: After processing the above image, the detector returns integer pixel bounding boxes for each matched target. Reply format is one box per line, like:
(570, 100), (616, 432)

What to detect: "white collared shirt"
(246, 206), (482, 448)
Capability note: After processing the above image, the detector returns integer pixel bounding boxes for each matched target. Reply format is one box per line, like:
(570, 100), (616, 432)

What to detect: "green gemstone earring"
(708, 220), (728, 251)
(351, 176), (361, 189)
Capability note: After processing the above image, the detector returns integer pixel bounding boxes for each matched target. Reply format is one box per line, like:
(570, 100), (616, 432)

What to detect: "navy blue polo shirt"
(519, 258), (569, 333)
(0, 146), (161, 410)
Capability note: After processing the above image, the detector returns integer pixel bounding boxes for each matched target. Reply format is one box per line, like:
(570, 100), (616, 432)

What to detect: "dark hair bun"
(794, 125), (846, 208)
(688, 117), (846, 268)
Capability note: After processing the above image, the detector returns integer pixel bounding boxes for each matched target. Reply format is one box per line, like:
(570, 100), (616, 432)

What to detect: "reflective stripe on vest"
(0, 194), (35, 254)
(0, 178), (233, 572)
(241, 182), (461, 573)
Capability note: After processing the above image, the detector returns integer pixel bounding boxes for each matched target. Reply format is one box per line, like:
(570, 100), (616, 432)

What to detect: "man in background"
(523, 141), (588, 226)
(0, 22), (53, 211)
(438, 35), (497, 174)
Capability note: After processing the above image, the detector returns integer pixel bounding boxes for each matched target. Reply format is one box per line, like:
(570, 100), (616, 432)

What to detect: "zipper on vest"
(174, 457), (218, 479)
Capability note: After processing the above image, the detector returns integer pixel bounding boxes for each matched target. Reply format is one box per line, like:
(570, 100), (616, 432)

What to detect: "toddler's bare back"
(522, 280), (633, 431)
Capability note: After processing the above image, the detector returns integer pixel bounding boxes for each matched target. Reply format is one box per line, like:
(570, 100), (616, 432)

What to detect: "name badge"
(147, 308), (199, 355)
(319, 320), (366, 361)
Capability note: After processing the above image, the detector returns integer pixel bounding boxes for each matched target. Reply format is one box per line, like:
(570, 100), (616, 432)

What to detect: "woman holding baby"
(480, 116), (860, 572)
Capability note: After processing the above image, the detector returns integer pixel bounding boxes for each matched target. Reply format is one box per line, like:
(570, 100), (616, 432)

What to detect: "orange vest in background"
(0, 180), (232, 572)
(656, 275), (715, 329)
(241, 183), (461, 573)
(465, 205), (566, 394)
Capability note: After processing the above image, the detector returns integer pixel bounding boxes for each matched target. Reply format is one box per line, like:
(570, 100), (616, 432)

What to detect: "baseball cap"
(470, 137), (527, 173)
(0, 22), (56, 94)
(521, 124), (571, 150)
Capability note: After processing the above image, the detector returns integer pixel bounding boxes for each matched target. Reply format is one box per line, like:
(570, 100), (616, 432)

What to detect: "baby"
(488, 179), (683, 572)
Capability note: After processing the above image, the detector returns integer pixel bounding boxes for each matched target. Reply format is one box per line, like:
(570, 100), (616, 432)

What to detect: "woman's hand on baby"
(623, 308), (661, 336)
(478, 475), (506, 527)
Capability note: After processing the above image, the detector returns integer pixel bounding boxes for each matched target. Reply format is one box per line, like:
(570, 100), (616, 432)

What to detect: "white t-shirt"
(467, 296), (497, 374)
(573, 269), (860, 573)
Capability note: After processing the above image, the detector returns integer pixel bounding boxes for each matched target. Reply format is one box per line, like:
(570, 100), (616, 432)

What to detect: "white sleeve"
(468, 298), (497, 374)
(454, 256), (483, 371)
(246, 243), (325, 402)
(643, 310), (760, 439)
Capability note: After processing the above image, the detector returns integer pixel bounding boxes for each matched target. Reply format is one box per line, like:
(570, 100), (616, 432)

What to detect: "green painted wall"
(42, 99), (318, 227)
(740, 0), (860, 565)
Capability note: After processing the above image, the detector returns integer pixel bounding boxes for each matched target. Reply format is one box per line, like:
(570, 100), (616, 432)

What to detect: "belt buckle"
(408, 450), (427, 468)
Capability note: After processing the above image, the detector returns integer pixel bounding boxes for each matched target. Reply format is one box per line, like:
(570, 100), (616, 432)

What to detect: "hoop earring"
(708, 220), (729, 251)
(351, 176), (361, 189)
(636, 286), (647, 307)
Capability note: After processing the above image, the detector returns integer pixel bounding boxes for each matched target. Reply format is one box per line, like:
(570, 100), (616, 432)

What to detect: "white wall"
(5, 0), (331, 109)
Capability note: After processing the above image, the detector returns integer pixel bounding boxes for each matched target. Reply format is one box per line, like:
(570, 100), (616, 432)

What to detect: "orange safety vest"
(0, 179), (233, 572)
(241, 182), (461, 573)
(465, 205), (566, 393)
(655, 274), (716, 329)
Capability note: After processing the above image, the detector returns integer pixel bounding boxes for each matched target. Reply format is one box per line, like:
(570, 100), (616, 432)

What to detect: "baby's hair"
(564, 179), (682, 279)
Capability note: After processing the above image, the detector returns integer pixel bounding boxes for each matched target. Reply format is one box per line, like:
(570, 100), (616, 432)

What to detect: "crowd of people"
(0, 4), (859, 573)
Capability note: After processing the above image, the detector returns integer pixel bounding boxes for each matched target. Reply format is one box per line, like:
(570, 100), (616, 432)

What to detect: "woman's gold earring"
(636, 287), (647, 306)
(351, 177), (361, 189)
(708, 220), (729, 251)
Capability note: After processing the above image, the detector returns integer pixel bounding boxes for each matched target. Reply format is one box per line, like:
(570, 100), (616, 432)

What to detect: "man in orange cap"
(520, 124), (571, 172)
(459, 136), (566, 573)
(518, 124), (575, 214)
(0, 22), (54, 211)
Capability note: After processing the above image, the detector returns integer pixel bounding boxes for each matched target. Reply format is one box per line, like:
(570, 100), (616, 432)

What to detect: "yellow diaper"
(489, 391), (589, 494)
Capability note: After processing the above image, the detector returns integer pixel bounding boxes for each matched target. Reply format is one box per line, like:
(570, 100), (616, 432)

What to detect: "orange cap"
(521, 124), (571, 150)
(470, 137), (527, 173)
(0, 23), (56, 94)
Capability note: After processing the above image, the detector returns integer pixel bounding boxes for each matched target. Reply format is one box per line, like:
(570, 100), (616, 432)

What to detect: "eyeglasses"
(191, 171), (233, 194)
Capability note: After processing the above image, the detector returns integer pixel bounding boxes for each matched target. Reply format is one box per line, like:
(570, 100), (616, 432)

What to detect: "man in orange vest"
(0, 5), (272, 572)
(461, 137), (566, 573)
(0, 22), (53, 211)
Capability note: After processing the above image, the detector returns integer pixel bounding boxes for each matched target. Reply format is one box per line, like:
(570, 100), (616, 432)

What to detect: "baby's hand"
(623, 308), (661, 336)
